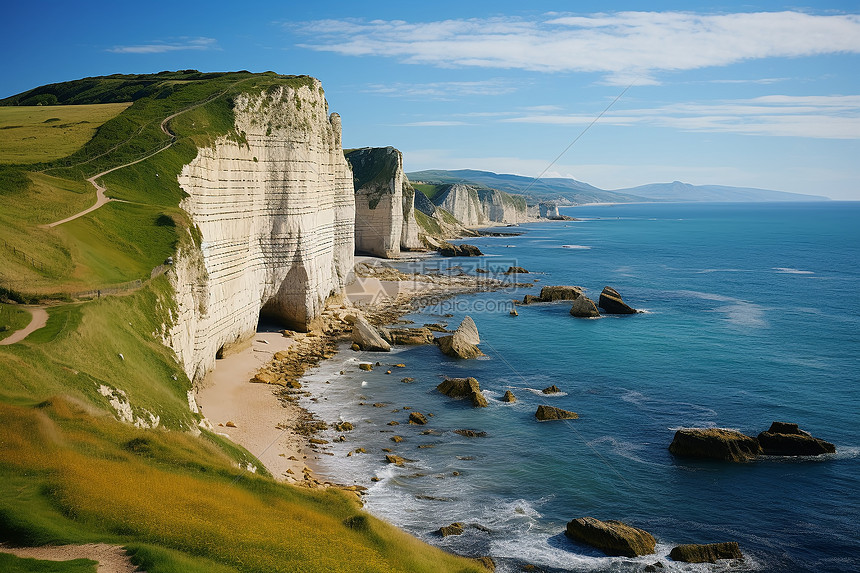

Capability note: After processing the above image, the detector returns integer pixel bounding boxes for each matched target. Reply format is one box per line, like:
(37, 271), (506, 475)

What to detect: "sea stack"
(598, 286), (639, 314)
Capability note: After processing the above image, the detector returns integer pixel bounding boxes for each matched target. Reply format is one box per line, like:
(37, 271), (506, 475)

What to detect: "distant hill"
(407, 169), (829, 204)
(407, 169), (649, 204)
(613, 181), (829, 202)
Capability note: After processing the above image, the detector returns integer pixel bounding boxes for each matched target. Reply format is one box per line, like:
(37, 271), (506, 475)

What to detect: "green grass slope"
(0, 72), (486, 573)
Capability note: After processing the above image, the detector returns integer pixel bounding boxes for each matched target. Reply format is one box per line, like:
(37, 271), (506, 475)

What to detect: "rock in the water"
(504, 266), (529, 274)
(501, 390), (517, 403)
(535, 405), (578, 421)
(475, 556), (495, 572)
(454, 429), (487, 438)
(436, 315), (483, 359)
(540, 285), (582, 302)
(521, 294), (543, 305)
(598, 286), (639, 314)
(565, 517), (656, 557)
(669, 428), (761, 462)
(385, 454), (410, 466)
(669, 542), (743, 563)
(358, 363), (373, 371)
(440, 243), (483, 257)
(542, 385), (561, 394)
(437, 522), (465, 537)
(757, 421), (836, 456)
(570, 295), (600, 318)
(408, 411), (428, 425)
(386, 327), (435, 345)
(437, 377), (488, 408)
(352, 316), (391, 351)
(510, 308), (518, 316)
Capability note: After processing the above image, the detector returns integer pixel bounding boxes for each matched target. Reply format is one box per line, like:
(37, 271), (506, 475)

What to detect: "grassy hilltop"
(0, 71), (484, 573)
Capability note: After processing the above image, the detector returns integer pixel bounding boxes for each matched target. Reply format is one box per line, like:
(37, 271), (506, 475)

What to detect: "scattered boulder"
(437, 377), (488, 408)
(475, 268), (489, 274)
(385, 454), (410, 466)
(252, 371), (277, 384)
(501, 390), (517, 403)
(334, 421), (354, 432)
(521, 294), (543, 305)
(386, 327), (435, 345)
(565, 517), (656, 557)
(408, 412), (428, 425)
(542, 385), (561, 394)
(757, 421), (836, 456)
(437, 522), (465, 537)
(539, 285), (582, 302)
(570, 295), (600, 318)
(440, 243), (483, 257)
(352, 316), (391, 351)
(436, 316), (483, 359)
(598, 286), (639, 314)
(358, 363), (373, 371)
(510, 308), (518, 316)
(670, 542), (743, 563)
(535, 405), (578, 421)
(504, 266), (529, 274)
(669, 428), (761, 462)
(400, 377), (415, 383)
(454, 429), (487, 438)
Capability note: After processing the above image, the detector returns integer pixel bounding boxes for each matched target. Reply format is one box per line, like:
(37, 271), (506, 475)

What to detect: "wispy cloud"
(396, 120), (471, 127)
(503, 95), (860, 139)
(364, 79), (516, 99)
(294, 12), (860, 85)
(108, 37), (218, 54)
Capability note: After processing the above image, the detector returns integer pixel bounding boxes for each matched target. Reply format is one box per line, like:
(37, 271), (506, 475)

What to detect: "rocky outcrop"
(598, 286), (639, 314)
(570, 295), (600, 317)
(439, 243), (483, 257)
(437, 377), (488, 408)
(542, 385), (561, 394)
(540, 286), (582, 301)
(669, 542), (743, 563)
(565, 517), (656, 557)
(172, 79), (354, 381)
(437, 522), (465, 537)
(757, 422), (836, 456)
(535, 405), (578, 421)
(669, 428), (761, 462)
(408, 411), (428, 425)
(346, 147), (421, 257)
(501, 390), (517, 403)
(383, 327), (434, 346)
(504, 266), (528, 274)
(437, 316), (483, 359)
(352, 316), (391, 352)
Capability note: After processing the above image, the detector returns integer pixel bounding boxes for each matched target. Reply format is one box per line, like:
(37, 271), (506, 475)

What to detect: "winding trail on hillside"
(0, 306), (48, 345)
(0, 543), (140, 572)
(44, 81), (243, 229)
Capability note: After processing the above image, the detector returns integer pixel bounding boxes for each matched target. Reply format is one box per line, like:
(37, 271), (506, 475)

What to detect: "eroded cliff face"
(170, 81), (354, 381)
(434, 183), (528, 226)
(345, 146), (421, 258)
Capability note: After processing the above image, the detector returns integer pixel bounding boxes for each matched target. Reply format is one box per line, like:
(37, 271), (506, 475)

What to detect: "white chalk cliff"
(169, 80), (354, 381)
(433, 183), (528, 226)
(345, 147), (422, 258)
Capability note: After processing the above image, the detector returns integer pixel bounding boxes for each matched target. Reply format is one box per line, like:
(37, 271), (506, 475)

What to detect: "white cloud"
(108, 37), (218, 54)
(294, 11), (860, 85)
(364, 79), (516, 98)
(503, 95), (860, 139)
(397, 121), (471, 127)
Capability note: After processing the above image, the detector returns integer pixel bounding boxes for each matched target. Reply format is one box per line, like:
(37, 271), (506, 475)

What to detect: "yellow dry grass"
(0, 103), (131, 164)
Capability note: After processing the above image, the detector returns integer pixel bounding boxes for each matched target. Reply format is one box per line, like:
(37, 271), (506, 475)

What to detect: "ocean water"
(299, 202), (860, 572)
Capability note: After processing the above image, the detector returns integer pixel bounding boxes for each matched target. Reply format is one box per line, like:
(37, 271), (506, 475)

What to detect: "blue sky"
(3, 1), (859, 199)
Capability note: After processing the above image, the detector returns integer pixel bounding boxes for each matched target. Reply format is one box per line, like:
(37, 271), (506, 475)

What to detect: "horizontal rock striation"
(170, 79), (354, 381)
(433, 183), (528, 226)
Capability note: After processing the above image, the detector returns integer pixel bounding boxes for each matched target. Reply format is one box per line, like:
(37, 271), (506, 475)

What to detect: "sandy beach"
(195, 255), (522, 487)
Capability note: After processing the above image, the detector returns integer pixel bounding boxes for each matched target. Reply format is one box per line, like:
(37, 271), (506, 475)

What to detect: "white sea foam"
(773, 267), (814, 274)
(561, 244), (591, 249)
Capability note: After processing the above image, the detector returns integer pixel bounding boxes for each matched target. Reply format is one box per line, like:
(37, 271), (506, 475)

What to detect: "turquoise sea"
(300, 202), (860, 572)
